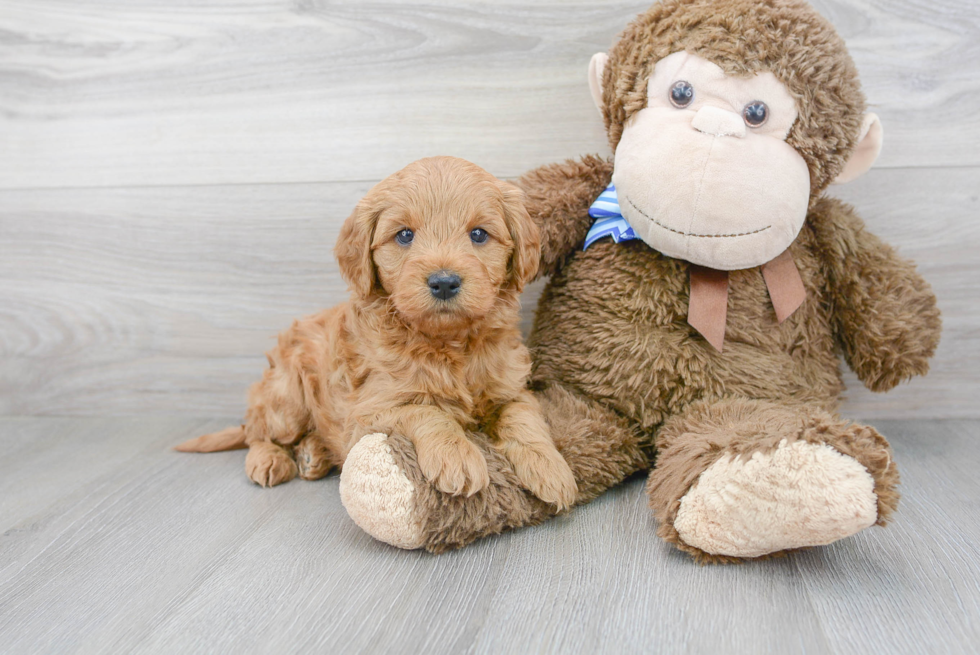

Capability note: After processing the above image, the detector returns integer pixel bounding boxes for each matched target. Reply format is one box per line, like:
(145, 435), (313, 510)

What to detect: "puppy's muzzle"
(428, 271), (462, 301)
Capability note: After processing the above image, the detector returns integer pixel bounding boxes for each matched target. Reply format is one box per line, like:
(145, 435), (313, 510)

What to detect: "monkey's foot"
(339, 434), (426, 550)
(647, 400), (900, 563)
(672, 439), (879, 559)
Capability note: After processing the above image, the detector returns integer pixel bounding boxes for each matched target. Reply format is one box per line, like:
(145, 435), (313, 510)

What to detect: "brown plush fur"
(365, 0), (940, 560)
(176, 157), (576, 509)
(520, 154), (615, 278)
(647, 398), (900, 564)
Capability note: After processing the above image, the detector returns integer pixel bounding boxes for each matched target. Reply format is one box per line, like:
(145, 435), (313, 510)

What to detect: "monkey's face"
(611, 52), (811, 271)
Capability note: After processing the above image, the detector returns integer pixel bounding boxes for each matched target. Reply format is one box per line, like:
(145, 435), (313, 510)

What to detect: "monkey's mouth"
(625, 195), (772, 238)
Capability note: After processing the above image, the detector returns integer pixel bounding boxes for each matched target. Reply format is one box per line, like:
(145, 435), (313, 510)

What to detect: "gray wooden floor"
(1, 417), (978, 654)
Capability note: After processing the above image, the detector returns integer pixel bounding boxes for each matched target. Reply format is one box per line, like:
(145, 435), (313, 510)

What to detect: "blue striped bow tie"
(584, 184), (638, 250)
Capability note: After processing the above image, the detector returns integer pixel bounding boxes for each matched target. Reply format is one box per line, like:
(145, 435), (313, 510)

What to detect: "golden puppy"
(176, 156), (577, 509)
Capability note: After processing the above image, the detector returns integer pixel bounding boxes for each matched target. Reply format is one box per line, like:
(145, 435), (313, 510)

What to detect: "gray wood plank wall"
(1, 0), (977, 418)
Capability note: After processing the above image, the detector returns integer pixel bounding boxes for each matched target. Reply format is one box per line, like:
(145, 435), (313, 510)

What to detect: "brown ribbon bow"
(687, 250), (806, 352)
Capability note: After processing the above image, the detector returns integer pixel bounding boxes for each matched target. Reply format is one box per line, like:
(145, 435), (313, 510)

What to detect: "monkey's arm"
(808, 196), (941, 392)
(516, 155), (613, 279)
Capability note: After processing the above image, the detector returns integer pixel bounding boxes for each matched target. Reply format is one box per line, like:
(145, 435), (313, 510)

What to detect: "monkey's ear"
(833, 113), (883, 184)
(588, 53), (609, 115)
(335, 200), (380, 298)
(497, 180), (540, 292)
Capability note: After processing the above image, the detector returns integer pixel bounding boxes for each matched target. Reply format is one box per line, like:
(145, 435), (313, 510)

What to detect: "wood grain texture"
(0, 417), (978, 654)
(1, 167), (976, 417)
(0, 0), (978, 189)
(0, 0), (976, 418)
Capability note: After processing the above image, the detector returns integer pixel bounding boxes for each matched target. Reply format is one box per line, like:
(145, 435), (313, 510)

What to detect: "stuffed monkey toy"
(338, 0), (941, 562)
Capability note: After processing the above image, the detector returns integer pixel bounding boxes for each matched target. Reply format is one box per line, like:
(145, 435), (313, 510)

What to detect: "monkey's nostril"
(428, 272), (462, 301)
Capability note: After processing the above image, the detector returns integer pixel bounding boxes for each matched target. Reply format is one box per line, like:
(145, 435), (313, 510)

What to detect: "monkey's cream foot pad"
(673, 439), (879, 558)
(340, 433), (425, 550)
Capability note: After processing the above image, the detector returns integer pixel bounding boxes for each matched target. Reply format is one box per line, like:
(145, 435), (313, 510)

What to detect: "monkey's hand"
(809, 196), (941, 392)
(516, 155), (613, 279)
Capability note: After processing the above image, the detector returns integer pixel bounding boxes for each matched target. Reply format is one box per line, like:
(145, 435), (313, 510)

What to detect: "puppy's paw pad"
(245, 444), (297, 487)
(340, 434), (425, 549)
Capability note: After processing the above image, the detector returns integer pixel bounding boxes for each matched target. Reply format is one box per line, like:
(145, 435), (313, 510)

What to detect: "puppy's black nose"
(428, 272), (461, 300)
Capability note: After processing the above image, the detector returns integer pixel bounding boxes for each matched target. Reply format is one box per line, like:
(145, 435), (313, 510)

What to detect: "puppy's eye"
(669, 81), (694, 108)
(743, 101), (769, 127)
(395, 228), (414, 246)
(469, 228), (489, 244)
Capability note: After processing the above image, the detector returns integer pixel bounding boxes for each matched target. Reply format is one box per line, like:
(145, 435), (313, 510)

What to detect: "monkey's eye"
(669, 81), (694, 108)
(743, 101), (769, 127)
(395, 228), (414, 246)
(469, 228), (489, 244)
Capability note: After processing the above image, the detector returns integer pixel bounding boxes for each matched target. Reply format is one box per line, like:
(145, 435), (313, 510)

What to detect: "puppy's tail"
(174, 425), (247, 452)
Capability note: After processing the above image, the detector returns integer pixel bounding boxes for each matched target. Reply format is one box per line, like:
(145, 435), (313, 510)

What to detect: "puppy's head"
(335, 156), (539, 335)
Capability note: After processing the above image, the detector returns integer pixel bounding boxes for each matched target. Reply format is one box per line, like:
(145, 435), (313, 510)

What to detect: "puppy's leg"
(241, 350), (312, 488)
(375, 405), (489, 497)
(493, 390), (577, 510)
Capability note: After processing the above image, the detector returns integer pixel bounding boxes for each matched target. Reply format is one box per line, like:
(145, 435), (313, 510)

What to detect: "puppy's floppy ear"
(497, 180), (540, 292)
(335, 198), (381, 298)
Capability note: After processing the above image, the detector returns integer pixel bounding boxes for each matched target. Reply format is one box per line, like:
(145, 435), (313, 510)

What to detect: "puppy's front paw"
(416, 436), (489, 497)
(245, 441), (298, 487)
(502, 443), (578, 511)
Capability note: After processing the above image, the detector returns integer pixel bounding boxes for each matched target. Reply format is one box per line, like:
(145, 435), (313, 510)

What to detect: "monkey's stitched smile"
(625, 195), (772, 239)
